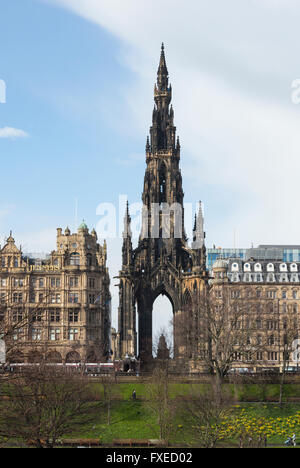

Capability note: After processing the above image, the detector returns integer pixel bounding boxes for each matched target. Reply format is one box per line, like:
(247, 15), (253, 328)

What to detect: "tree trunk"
(279, 366), (285, 408)
(107, 399), (111, 425)
(214, 372), (223, 407)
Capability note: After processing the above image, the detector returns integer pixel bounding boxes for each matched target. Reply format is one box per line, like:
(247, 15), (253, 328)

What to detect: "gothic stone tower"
(118, 45), (207, 367)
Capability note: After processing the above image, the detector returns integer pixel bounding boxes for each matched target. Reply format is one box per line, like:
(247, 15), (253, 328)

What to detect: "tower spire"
(123, 201), (132, 239)
(192, 201), (205, 249)
(149, 44), (177, 154)
(122, 201), (132, 268)
(157, 42), (168, 91)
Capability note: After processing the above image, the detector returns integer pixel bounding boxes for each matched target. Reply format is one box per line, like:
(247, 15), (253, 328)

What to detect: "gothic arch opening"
(152, 294), (173, 358)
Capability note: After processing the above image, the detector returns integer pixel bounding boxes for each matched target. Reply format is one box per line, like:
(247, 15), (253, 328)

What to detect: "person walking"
(132, 389), (136, 401)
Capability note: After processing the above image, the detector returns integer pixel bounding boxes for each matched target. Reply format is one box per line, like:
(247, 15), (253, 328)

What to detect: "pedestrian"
(132, 389), (136, 401)
(292, 433), (296, 446)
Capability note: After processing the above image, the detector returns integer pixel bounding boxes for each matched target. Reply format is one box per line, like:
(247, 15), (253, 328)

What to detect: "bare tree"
(179, 383), (234, 448)
(0, 363), (98, 448)
(100, 372), (120, 425)
(278, 305), (299, 406)
(145, 366), (177, 445)
(0, 287), (54, 366)
(177, 283), (269, 402)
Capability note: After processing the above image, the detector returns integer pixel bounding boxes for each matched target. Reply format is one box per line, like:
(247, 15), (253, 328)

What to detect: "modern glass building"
(207, 245), (300, 270)
(207, 248), (247, 270)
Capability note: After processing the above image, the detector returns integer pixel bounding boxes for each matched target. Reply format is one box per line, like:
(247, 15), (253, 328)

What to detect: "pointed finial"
(123, 201), (132, 238)
(158, 42), (167, 68)
(157, 42), (168, 87)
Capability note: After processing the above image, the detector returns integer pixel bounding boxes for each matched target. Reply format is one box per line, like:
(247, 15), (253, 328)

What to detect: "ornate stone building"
(0, 223), (111, 364)
(117, 45), (208, 367)
(211, 258), (300, 372)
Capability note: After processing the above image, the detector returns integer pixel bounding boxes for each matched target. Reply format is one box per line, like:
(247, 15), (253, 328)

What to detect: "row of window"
(0, 308), (101, 325)
(13, 327), (80, 342)
(231, 262), (299, 273)
(232, 320), (279, 330)
(233, 351), (279, 361)
(0, 308), (81, 323)
(13, 326), (99, 342)
(1, 292), (99, 304)
(229, 289), (299, 299)
(0, 277), (97, 288)
(0, 253), (96, 268)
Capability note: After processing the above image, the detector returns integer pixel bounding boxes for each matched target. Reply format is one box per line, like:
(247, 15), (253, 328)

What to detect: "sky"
(1, 0), (300, 331)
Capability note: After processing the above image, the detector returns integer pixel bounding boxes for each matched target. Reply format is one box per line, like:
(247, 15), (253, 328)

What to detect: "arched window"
(268, 335), (275, 346)
(69, 253), (80, 266)
(87, 253), (93, 267)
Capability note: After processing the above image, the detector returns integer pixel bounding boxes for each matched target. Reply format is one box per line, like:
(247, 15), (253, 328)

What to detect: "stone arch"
(86, 350), (97, 363)
(136, 281), (181, 361)
(152, 293), (174, 358)
(46, 351), (62, 363)
(65, 351), (81, 363)
(27, 350), (43, 363)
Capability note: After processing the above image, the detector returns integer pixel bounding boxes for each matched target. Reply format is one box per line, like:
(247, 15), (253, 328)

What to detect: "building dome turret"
(78, 220), (88, 232)
(212, 259), (228, 270)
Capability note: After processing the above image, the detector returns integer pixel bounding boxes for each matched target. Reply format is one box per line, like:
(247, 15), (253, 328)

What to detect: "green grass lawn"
(3, 381), (300, 447)
(63, 382), (300, 447)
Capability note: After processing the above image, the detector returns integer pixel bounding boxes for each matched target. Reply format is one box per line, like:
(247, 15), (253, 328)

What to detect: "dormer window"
(267, 263), (274, 272)
(279, 263), (287, 272)
(291, 263), (298, 272)
(231, 263), (239, 272)
(254, 263), (262, 272)
(244, 263), (251, 272)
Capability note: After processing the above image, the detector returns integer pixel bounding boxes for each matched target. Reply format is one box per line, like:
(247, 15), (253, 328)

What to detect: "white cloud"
(44, 0), (300, 247)
(0, 127), (29, 139)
